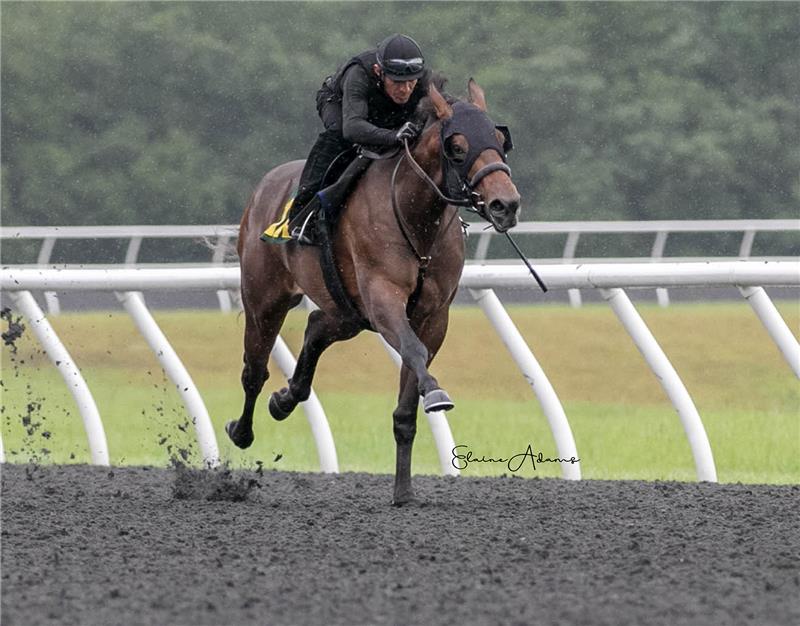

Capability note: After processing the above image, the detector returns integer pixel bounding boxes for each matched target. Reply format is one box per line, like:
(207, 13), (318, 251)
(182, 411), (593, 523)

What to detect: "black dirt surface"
(2, 464), (798, 626)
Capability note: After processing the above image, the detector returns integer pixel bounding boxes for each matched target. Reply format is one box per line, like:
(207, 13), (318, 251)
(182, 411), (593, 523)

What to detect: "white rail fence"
(2, 262), (798, 482)
(3, 219), (798, 313)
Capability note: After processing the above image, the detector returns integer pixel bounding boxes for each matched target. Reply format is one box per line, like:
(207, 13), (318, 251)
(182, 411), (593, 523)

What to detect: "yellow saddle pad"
(260, 195), (295, 243)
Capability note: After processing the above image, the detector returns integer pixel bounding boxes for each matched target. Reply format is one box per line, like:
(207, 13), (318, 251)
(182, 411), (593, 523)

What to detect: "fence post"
(36, 237), (61, 315)
(115, 291), (220, 468)
(8, 290), (109, 465)
(469, 287), (581, 479)
(211, 235), (234, 312)
(600, 287), (717, 482)
(738, 286), (800, 378)
(564, 231), (582, 308)
(652, 231), (670, 307)
(739, 230), (756, 258)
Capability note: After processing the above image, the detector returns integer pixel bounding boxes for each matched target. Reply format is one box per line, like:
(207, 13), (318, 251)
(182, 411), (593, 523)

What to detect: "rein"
(390, 144), (453, 265)
(389, 140), (471, 316)
(391, 138), (548, 294)
(391, 136), (518, 263)
(396, 139), (510, 211)
(390, 138), (507, 260)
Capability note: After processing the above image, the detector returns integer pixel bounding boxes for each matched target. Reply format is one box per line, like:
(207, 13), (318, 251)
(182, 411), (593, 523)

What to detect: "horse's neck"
(397, 135), (447, 234)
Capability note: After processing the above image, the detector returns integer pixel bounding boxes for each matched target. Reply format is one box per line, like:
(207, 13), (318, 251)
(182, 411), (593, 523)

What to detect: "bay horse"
(226, 80), (520, 504)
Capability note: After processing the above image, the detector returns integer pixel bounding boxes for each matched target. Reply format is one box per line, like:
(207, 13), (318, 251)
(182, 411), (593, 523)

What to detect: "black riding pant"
(293, 130), (353, 213)
(292, 92), (356, 217)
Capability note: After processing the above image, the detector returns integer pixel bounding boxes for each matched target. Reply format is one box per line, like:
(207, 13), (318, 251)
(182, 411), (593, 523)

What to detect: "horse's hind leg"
(226, 293), (298, 449)
(268, 309), (360, 420)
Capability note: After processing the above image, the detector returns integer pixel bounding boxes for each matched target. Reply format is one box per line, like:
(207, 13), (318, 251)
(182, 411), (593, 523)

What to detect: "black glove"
(395, 121), (420, 143)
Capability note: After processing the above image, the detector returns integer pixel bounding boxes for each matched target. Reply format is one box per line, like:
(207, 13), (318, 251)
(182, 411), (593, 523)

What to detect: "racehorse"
(226, 80), (520, 504)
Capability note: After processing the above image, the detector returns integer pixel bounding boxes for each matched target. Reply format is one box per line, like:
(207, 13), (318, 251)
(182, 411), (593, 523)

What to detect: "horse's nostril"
(490, 198), (519, 215)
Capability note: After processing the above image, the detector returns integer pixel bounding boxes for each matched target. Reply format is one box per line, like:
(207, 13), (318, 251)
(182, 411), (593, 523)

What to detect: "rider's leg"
(314, 153), (372, 224)
(290, 129), (351, 220)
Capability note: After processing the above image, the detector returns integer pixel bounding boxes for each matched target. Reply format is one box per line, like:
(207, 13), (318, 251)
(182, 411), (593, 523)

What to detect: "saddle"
(260, 147), (392, 328)
(261, 154), (372, 245)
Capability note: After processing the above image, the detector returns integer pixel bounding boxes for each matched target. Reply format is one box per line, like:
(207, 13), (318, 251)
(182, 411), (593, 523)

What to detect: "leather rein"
(392, 138), (512, 246)
(389, 137), (512, 314)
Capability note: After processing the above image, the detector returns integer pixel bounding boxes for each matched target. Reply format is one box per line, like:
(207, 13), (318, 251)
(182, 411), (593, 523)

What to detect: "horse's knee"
(241, 360), (268, 395)
(392, 411), (417, 445)
(401, 338), (429, 368)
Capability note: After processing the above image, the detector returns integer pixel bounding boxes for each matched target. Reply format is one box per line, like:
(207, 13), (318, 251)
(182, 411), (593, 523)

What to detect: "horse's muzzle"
(488, 197), (520, 232)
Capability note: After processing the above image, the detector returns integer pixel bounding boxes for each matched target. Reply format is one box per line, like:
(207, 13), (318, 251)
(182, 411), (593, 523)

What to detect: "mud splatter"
(171, 462), (260, 502)
(1, 308), (50, 465)
(156, 417), (195, 467)
(1, 307), (25, 353)
(145, 368), (198, 467)
(8, 384), (52, 464)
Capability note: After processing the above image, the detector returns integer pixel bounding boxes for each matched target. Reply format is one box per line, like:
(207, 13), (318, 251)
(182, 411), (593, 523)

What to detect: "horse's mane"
(413, 73), (459, 129)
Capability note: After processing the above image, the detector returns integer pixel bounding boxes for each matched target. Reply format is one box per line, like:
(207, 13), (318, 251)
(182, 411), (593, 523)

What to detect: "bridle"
(388, 106), (548, 293)
(385, 107), (515, 315)
(389, 103), (514, 262)
(392, 139), (510, 227)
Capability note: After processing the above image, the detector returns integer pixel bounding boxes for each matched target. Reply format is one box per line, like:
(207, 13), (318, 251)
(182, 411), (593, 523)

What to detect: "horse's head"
(427, 80), (521, 233)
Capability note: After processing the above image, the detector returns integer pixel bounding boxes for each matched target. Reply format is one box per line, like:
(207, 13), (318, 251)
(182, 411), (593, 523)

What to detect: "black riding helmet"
(376, 34), (425, 81)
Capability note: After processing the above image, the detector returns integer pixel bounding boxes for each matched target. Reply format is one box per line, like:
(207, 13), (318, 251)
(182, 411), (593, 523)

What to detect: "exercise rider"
(262, 33), (431, 244)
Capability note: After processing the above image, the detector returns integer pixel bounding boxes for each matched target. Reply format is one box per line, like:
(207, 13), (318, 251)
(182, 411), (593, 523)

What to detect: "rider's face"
(383, 76), (418, 104)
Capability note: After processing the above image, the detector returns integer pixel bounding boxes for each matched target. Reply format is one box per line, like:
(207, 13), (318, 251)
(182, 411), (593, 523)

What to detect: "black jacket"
(317, 50), (431, 147)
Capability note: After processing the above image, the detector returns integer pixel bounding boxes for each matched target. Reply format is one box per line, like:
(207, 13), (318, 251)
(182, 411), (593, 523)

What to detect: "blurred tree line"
(2, 1), (798, 229)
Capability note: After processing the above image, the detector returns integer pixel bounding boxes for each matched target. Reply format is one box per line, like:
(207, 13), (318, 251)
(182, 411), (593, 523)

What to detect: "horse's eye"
(448, 142), (467, 162)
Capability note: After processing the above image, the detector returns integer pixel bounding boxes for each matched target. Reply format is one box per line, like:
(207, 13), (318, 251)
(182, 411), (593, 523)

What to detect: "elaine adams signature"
(451, 444), (579, 472)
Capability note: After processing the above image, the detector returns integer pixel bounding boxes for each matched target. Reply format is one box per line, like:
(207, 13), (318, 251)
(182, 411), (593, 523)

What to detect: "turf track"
(2, 464), (798, 625)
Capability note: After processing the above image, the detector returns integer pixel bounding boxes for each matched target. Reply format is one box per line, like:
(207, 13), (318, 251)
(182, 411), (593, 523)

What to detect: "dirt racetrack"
(2, 463), (798, 626)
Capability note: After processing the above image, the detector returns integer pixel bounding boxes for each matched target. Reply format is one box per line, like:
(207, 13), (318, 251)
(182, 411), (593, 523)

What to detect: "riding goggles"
(380, 56), (425, 79)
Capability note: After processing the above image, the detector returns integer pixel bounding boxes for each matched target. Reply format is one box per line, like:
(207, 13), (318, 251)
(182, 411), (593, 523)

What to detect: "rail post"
(7, 290), (109, 465)
(600, 287), (717, 482)
(115, 291), (220, 468)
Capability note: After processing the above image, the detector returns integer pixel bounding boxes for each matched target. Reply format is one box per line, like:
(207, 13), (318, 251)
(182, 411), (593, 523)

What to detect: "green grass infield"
(2, 302), (798, 483)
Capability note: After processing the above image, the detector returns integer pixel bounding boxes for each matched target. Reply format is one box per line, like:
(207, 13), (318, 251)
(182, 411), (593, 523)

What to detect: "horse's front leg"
(392, 364), (423, 505)
(391, 306), (452, 505)
(268, 309), (361, 420)
(368, 286), (454, 414)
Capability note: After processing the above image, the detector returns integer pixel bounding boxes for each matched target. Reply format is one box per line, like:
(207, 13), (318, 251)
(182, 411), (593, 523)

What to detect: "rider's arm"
(340, 67), (398, 146)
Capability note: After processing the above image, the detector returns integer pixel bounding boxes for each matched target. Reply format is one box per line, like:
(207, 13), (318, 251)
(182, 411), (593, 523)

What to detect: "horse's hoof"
(423, 389), (454, 413)
(225, 420), (254, 449)
(391, 491), (417, 507)
(268, 389), (294, 421)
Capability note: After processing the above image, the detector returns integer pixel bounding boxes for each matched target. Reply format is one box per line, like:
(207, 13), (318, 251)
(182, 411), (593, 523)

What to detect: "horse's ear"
(467, 78), (487, 111)
(428, 83), (453, 120)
